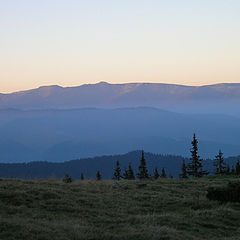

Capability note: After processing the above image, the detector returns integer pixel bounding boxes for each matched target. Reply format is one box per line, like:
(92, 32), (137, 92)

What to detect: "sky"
(1, 0), (240, 93)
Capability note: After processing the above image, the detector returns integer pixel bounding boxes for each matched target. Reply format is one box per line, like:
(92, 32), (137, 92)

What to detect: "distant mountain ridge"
(1, 82), (240, 115)
(1, 82), (240, 163)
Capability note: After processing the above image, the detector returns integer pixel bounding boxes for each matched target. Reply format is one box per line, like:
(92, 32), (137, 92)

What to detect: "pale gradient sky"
(1, 0), (240, 93)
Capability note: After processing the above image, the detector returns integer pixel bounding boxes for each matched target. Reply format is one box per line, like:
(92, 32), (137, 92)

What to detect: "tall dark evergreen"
(113, 160), (121, 180)
(187, 133), (207, 178)
(231, 165), (235, 175)
(154, 167), (160, 180)
(160, 168), (167, 178)
(96, 170), (102, 180)
(214, 149), (226, 175)
(179, 160), (188, 178)
(137, 151), (149, 180)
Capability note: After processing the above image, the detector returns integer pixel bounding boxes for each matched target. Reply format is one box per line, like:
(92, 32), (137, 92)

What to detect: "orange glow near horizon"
(1, 0), (240, 93)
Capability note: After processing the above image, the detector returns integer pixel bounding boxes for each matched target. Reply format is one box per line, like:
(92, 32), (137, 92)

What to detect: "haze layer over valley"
(0, 82), (240, 163)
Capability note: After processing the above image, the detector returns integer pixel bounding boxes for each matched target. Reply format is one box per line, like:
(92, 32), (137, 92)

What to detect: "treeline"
(1, 134), (240, 180)
(66, 133), (240, 181)
(0, 152), (186, 179)
(111, 151), (168, 181)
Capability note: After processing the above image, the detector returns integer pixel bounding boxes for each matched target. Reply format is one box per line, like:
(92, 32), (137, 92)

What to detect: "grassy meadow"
(0, 177), (240, 240)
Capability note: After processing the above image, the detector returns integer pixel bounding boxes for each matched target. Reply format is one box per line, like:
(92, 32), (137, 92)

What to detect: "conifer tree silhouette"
(179, 160), (188, 178)
(214, 150), (226, 174)
(113, 160), (121, 180)
(123, 163), (135, 180)
(137, 151), (149, 180)
(154, 167), (160, 179)
(187, 133), (208, 178)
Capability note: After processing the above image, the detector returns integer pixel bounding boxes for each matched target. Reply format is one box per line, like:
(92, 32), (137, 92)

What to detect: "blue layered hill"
(0, 107), (239, 162)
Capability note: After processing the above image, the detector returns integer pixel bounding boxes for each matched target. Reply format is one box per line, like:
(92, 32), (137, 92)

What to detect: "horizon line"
(1, 81), (240, 95)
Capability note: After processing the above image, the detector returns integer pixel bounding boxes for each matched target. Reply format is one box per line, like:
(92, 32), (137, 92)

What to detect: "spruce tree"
(96, 170), (102, 180)
(154, 167), (160, 180)
(160, 168), (167, 178)
(179, 160), (188, 178)
(187, 133), (207, 178)
(113, 160), (121, 180)
(137, 151), (149, 180)
(231, 165), (235, 175)
(214, 149), (226, 175)
(127, 162), (135, 180)
(80, 173), (84, 180)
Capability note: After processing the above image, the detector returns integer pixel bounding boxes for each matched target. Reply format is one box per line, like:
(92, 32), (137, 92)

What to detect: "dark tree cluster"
(123, 163), (135, 180)
(211, 150), (240, 176)
(179, 133), (240, 179)
(111, 151), (168, 181)
(62, 133), (240, 182)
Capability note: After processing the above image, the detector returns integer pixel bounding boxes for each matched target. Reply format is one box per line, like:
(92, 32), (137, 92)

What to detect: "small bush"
(62, 174), (73, 183)
(206, 182), (240, 203)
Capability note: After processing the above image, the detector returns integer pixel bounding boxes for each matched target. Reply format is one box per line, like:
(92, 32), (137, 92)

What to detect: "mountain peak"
(97, 81), (110, 85)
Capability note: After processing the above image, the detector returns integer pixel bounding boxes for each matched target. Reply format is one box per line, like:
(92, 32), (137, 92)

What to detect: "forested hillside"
(0, 150), (239, 179)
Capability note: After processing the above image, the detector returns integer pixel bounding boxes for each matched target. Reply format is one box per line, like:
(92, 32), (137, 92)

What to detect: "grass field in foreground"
(0, 177), (240, 240)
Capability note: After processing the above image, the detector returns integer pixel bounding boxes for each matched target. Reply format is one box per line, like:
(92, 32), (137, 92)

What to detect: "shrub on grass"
(206, 182), (240, 203)
(63, 174), (73, 183)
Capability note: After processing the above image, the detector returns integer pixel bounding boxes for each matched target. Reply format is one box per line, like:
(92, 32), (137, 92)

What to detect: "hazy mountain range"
(1, 82), (240, 116)
(0, 107), (240, 162)
(0, 82), (240, 163)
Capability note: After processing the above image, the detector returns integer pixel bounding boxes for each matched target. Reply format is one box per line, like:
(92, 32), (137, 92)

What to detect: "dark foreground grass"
(0, 177), (240, 240)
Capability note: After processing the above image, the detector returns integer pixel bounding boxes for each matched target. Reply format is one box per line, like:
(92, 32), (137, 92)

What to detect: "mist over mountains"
(0, 82), (240, 163)
(0, 107), (239, 163)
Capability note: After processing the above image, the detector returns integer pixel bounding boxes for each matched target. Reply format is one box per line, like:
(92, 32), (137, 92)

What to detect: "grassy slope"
(0, 177), (240, 240)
